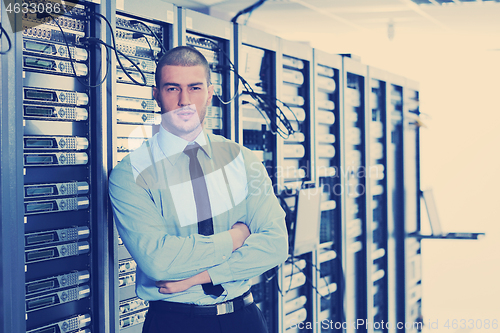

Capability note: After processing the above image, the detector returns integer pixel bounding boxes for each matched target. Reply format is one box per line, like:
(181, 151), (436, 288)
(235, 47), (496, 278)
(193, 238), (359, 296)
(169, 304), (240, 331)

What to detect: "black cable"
(217, 44), (297, 138)
(128, 20), (167, 55)
(276, 97), (301, 128)
(278, 185), (336, 301)
(132, 32), (156, 64)
(243, 100), (273, 132)
(142, 35), (155, 63)
(0, 22), (12, 54)
(287, 259), (322, 298)
(199, 37), (298, 138)
(272, 191), (296, 297)
(275, 255), (335, 300)
(235, 65), (298, 138)
(231, 0), (267, 24)
(39, 13), (109, 88)
(292, 256), (334, 299)
(80, 37), (149, 84)
(199, 42), (239, 104)
(273, 255), (295, 297)
(285, 255), (296, 294)
(216, 91), (239, 105)
(278, 190), (296, 255)
(93, 12), (146, 86)
(91, 12), (147, 86)
(239, 75), (282, 136)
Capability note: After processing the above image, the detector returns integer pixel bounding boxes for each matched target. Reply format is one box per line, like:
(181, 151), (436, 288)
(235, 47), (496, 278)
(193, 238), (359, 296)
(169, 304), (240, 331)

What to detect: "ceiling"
(165, 0), (500, 52)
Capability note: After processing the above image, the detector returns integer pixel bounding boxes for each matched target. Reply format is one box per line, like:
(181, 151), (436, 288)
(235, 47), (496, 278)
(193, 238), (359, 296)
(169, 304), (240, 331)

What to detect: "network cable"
(79, 37), (149, 84)
(242, 100), (273, 133)
(91, 12), (147, 86)
(38, 12), (110, 88)
(0, 22), (12, 55)
(232, 60), (299, 138)
(129, 19), (167, 57)
(131, 32), (156, 63)
(287, 257), (334, 299)
(199, 37), (299, 139)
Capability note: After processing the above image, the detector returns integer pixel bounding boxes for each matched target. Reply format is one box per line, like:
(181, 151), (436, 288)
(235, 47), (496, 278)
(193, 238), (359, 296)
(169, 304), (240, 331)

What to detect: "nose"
(178, 89), (190, 107)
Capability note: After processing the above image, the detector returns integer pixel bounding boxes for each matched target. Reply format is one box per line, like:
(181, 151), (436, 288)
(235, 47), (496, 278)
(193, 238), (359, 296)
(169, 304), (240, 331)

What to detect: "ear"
(206, 84), (214, 106)
(153, 86), (161, 108)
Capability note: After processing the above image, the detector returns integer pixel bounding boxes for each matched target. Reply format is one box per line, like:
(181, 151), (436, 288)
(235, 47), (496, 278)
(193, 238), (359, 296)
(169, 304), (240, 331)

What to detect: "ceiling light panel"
(191, 0), (228, 5)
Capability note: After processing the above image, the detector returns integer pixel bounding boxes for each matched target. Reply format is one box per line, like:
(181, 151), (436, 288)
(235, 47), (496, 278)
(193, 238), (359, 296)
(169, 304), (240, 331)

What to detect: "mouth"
(173, 105), (197, 120)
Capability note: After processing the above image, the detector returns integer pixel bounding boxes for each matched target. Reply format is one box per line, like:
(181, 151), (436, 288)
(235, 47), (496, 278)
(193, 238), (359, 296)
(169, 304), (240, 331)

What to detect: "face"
(153, 65), (214, 141)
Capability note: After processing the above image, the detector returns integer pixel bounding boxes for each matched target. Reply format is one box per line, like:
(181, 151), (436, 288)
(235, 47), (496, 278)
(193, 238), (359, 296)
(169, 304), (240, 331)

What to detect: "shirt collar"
(157, 125), (211, 165)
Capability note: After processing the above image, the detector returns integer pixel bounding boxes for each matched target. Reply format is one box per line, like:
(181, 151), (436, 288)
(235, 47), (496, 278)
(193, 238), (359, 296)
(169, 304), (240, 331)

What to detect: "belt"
(148, 290), (254, 316)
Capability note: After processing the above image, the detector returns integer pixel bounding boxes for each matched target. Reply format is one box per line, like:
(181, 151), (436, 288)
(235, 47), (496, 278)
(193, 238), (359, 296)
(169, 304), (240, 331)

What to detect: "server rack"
(366, 67), (390, 333)
(386, 74), (408, 333)
(278, 38), (315, 333)
(382, 75), (399, 333)
(1, 3), (26, 333)
(387, 75), (423, 333)
(234, 23), (281, 333)
(234, 24), (278, 178)
(341, 56), (369, 333)
(109, 1), (177, 332)
(16, 1), (108, 332)
(178, 8), (235, 140)
(312, 49), (344, 333)
(401, 79), (422, 333)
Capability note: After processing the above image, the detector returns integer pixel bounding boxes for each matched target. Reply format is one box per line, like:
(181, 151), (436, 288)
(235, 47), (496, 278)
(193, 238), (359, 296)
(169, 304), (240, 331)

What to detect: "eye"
(190, 86), (201, 91)
(166, 87), (178, 92)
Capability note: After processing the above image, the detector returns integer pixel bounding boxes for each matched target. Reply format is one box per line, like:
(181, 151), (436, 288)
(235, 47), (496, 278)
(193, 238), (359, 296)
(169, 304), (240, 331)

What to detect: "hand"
(228, 222), (250, 251)
(156, 271), (212, 294)
(155, 279), (193, 294)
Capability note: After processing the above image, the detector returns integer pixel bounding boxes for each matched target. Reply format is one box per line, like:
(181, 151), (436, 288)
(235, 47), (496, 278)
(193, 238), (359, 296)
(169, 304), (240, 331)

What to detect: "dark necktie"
(184, 143), (224, 297)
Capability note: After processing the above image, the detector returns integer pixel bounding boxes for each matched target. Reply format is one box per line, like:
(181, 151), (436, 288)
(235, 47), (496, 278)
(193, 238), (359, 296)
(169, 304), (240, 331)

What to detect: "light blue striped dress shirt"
(109, 126), (288, 305)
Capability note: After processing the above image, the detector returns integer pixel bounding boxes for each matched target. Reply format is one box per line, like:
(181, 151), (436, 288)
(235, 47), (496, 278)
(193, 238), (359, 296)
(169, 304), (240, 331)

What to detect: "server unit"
(21, 1), (95, 332)
(110, 2), (177, 332)
(341, 56), (369, 333)
(313, 49), (344, 332)
(278, 38), (316, 333)
(178, 8), (234, 140)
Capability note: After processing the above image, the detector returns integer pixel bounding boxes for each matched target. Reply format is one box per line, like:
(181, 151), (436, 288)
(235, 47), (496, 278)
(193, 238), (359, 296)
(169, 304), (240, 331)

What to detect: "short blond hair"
(155, 46), (211, 88)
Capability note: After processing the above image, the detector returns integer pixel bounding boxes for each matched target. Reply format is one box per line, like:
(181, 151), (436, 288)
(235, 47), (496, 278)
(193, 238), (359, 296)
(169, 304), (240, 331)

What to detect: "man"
(109, 46), (288, 333)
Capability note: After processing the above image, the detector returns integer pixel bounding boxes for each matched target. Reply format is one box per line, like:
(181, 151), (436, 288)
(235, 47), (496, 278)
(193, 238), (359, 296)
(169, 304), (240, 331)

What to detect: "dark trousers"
(142, 302), (269, 333)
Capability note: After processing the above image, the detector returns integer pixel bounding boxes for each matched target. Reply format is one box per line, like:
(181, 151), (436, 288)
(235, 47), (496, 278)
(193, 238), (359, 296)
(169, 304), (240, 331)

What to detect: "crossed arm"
(155, 222), (250, 293)
(110, 151), (288, 295)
